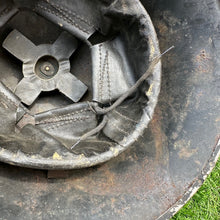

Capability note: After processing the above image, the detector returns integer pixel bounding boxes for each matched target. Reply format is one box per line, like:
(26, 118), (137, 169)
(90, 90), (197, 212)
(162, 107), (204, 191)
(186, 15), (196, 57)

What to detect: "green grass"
(172, 159), (220, 220)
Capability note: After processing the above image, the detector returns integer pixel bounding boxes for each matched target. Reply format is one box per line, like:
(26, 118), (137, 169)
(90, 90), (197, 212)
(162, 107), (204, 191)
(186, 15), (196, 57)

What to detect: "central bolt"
(35, 56), (59, 79)
(40, 62), (55, 77)
(45, 66), (50, 71)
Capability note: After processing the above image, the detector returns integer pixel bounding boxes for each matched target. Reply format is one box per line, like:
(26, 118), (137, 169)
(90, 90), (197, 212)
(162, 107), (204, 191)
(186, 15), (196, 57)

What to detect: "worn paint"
(52, 152), (62, 160)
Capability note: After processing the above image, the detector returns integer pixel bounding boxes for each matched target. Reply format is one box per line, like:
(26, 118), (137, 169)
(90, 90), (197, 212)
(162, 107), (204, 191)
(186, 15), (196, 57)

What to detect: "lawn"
(172, 159), (220, 219)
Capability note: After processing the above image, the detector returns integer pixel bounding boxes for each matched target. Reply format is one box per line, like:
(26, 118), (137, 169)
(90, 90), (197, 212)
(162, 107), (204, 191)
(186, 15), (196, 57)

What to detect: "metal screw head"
(35, 56), (59, 79)
(40, 62), (55, 77)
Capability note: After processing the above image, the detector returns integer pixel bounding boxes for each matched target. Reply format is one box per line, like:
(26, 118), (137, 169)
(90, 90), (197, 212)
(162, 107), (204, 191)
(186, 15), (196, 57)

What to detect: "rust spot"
(194, 49), (213, 73)
(195, 90), (204, 109)
(14, 201), (23, 208)
(157, 22), (169, 35)
(111, 198), (116, 209)
(149, 107), (168, 164)
(178, 147), (198, 159)
(47, 170), (69, 179)
(195, 160), (202, 166)
(104, 168), (115, 186)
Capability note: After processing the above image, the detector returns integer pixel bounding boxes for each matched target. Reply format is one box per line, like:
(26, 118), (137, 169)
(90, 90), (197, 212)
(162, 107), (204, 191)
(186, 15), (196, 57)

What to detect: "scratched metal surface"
(0, 0), (220, 219)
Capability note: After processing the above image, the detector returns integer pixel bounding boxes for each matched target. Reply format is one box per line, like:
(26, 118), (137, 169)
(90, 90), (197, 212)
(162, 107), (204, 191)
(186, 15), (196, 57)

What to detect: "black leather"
(0, 0), (18, 28)
(0, 82), (73, 157)
(91, 36), (135, 104)
(35, 103), (98, 148)
(0, 0), (161, 169)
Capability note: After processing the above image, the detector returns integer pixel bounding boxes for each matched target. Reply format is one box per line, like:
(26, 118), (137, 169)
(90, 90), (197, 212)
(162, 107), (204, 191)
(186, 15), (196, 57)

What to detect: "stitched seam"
(106, 51), (111, 102)
(42, 116), (90, 130)
(99, 50), (109, 102)
(46, 1), (93, 27)
(0, 91), (18, 108)
(0, 90), (26, 113)
(113, 110), (138, 123)
(98, 45), (103, 101)
(36, 4), (90, 34)
(36, 3), (90, 34)
(38, 115), (88, 125)
(36, 108), (91, 124)
(100, 51), (108, 101)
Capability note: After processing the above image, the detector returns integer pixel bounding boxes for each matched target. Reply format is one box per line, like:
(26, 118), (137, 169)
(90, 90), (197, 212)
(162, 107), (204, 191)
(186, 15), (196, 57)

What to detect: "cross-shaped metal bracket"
(3, 29), (88, 105)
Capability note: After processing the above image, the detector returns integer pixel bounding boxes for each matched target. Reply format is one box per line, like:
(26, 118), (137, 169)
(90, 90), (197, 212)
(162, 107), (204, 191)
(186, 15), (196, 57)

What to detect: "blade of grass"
(172, 159), (220, 220)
